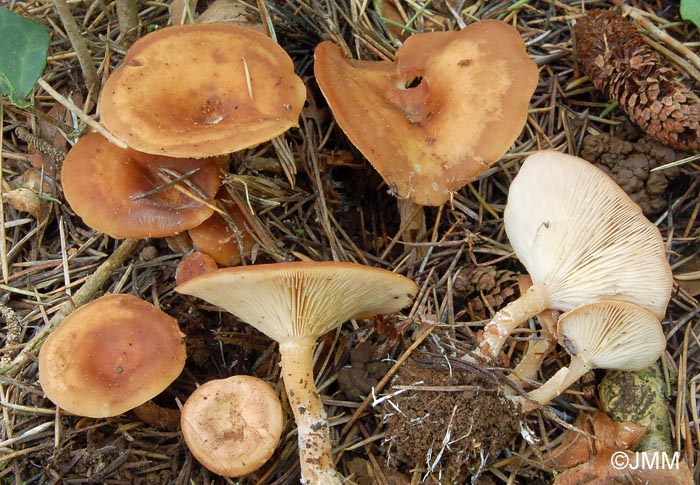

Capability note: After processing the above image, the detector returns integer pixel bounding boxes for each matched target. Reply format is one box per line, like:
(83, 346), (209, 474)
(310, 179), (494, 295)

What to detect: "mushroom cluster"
(176, 261), (418, 484)
(478, 150), (672, 361)
(61, 22), (306, 265)
(468, 150), (672, 415)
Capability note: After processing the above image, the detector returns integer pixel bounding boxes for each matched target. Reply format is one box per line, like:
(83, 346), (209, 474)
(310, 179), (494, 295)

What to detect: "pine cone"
(574, 9), (700, 151)
(453, 264), (517, 320)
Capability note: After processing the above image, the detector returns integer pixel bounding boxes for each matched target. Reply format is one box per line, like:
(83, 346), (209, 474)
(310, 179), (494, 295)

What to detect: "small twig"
(0, 103), (7, 283)
(130, 167), (200, 201)
(615, 2), (700, 74)
(36, 78), (128, 149)
(155, 169), (225, 216)
(53, 0), (100, 92)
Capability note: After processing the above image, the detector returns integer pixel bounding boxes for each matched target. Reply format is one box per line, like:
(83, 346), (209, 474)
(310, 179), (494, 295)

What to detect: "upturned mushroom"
(61, 133), (221, 239)
(99, 23), (306, 158)
(39, 294), (186, 417)
(176, 261), (418, 484)
(314, 20), (538, 242)
(181, 375), (284, 477)
(519, 299), (665, 412)
(478, 150), (673, 359)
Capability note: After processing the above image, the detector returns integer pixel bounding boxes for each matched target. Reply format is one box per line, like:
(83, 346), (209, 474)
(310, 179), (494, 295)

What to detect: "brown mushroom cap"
(181, 375), (284, 477)
(314, 20), (538, 206)
(175, 261), (418, 343)
(61, 133), (221, 239)
(176, 251), (219, 286)
(39, 294), (186, 418)
(188, 201), (255, 266)
(99, 23), (306, 158)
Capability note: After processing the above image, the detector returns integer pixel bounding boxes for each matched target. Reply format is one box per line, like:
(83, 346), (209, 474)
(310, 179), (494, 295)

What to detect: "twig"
(1, 238), (141, 378)
(36, 78), (128, 149)
(53, 0), (100, 92)
(0, 103), (7, 283)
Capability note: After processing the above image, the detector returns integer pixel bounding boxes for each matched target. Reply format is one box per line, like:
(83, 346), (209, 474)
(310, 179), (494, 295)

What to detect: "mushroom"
(181, 375), (284, 477)
(175, 251), (219, 286)
(520, 299), (665, 412)
(39, 294), (186, 418)
(314, 20), (537, 243)
(99, 23), (306, 158)
(188, 197), (255, 266)
(478, 150), (673, 359)
(175, 261), (418, 484)
(61, 133), (221, 239)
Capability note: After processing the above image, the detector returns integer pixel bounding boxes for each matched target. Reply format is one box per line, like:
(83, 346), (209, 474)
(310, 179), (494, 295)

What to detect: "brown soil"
(382, 354), (520, 483)
(337, 341), (392, 401)
(580, 130), (681, 216)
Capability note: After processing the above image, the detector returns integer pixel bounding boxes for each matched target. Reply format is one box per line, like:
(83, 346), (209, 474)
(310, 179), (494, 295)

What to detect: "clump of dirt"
(580, 132), (681, 216)
(382, 354), (519, 482)
(337, 341), (391, 400)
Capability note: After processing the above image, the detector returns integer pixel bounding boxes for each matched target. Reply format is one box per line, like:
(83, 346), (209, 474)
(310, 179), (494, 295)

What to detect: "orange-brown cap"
(314, 20), (538, 206)
(99, 23), (306, 158)
(188, 201), (255, 266)
(39, 294), (186, 418)
(61, 133), (221, 239)
(181, 375), (284, 477)
(176, 251), (219, 286)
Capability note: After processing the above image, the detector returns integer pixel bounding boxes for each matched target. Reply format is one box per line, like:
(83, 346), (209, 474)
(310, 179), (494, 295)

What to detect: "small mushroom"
(314, 20), (537, 242)
(39, 294), (186, 418)
(61, 133), (221, 239)
(175, 251), (219, 286)
(99, 23), (306, 158)
(188, 198), (255, 266)
(181, 375), (284, 477)
(479, 150), (672, 359)
(176, 261), (418, 484)
(520, 299), (665, 412)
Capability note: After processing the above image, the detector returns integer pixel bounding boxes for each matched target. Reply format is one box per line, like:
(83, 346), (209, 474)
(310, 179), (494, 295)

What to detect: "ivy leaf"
(0, 6), (50, 107)
(681, 0), (700, 30)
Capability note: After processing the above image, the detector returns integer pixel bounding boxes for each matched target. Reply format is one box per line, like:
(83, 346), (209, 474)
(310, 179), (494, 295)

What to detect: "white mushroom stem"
(479, 283), (549, 359)
(508, 309), (558, 388)
(519, 356), (589, 413)
(279, 338), (342, 485)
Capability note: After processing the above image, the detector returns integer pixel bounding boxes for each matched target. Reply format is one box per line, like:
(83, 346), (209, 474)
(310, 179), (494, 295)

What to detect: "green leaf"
(0, 6), (50, 107)
(681, 0), (700, 30)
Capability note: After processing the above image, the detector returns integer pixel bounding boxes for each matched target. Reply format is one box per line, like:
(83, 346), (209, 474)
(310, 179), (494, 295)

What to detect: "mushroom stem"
(509, 309), (558, 388)
(520, 356), (589, 412)
(509, 332), (557, 388)
(278, 338), (342, 485)
(479, 283), (549, 359)
(396, 198), (427, 255)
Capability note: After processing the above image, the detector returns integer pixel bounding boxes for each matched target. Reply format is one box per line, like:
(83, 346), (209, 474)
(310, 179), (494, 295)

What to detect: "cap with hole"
(314, 20), (538, 206)
(176, 261), (418, 484)
(61, 133), (221, 239)
(181, 375), (284, 477)
(99, 23), (306, 158)
(39, 294), (186, 418)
